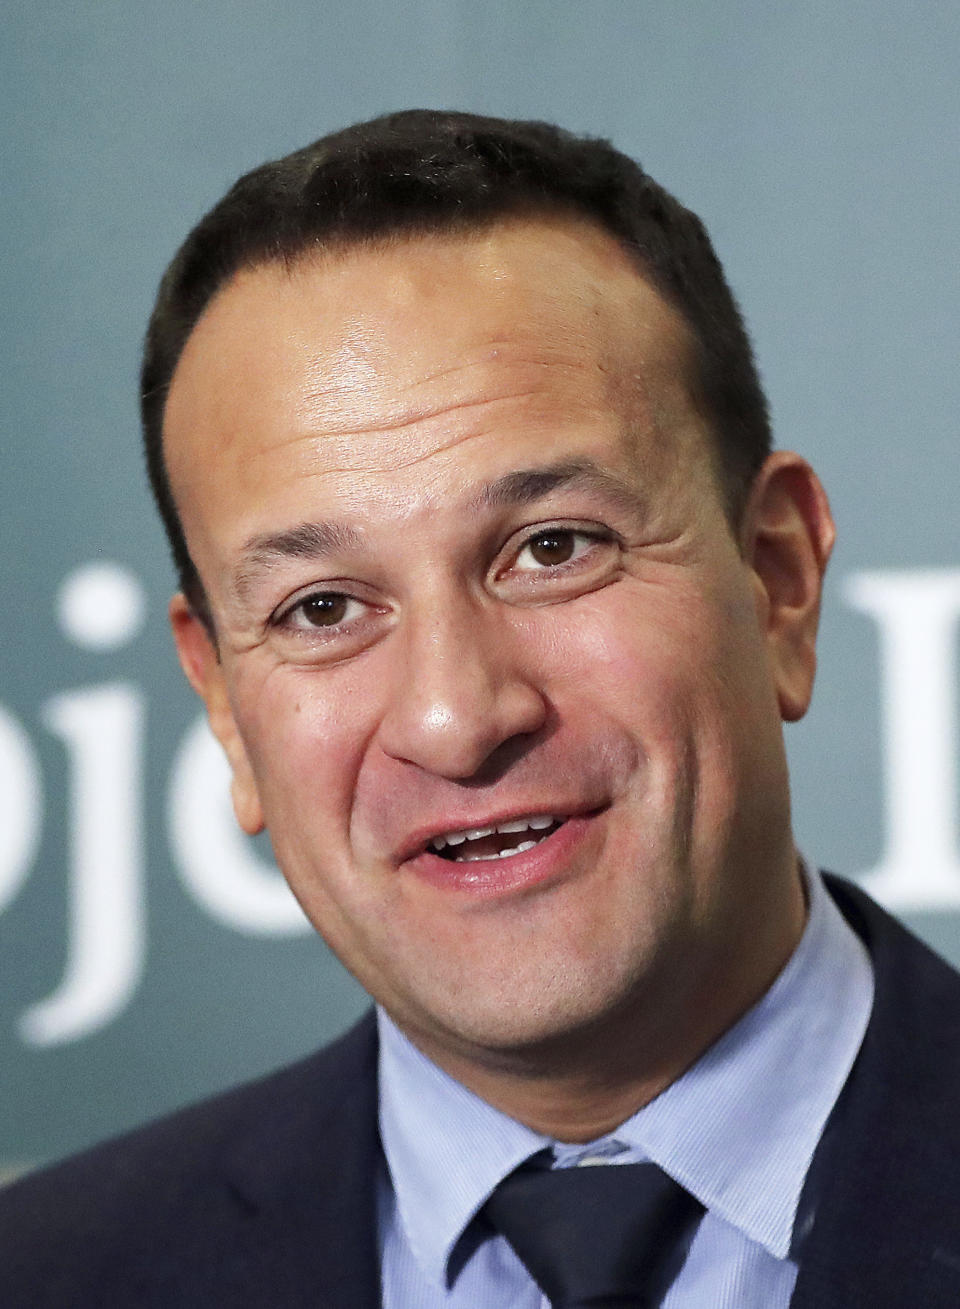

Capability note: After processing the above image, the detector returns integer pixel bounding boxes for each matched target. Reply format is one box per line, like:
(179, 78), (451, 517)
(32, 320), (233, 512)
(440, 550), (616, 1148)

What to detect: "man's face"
(165, 217), (820, 1089)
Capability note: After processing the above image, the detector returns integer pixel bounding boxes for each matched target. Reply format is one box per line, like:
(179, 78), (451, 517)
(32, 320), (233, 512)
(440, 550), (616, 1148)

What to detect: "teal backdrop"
(3, 0), (959, 1176)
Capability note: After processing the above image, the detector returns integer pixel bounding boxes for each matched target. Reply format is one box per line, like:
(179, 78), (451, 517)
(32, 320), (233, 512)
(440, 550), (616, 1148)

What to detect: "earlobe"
(740, 453), (835, 722)
(169, 594), (266, 835)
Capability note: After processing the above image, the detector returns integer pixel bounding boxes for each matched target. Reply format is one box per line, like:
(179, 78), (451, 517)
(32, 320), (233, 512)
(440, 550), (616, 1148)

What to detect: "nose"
(376, 598), (548, 780)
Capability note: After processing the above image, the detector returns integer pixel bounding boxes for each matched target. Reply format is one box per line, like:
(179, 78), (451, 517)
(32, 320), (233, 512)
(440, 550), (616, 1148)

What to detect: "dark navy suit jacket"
(3, 876), (960, 1307)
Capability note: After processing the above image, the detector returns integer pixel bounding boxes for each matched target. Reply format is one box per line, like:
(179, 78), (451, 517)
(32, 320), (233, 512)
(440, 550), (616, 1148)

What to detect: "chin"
(394, 945), (660, 1072)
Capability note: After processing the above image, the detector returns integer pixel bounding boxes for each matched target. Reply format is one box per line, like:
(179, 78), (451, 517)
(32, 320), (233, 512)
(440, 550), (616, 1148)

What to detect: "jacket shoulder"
(824, 872), (960, 1030)
(0, 1012), (380, 1307)
(792, 877), (960, 1308)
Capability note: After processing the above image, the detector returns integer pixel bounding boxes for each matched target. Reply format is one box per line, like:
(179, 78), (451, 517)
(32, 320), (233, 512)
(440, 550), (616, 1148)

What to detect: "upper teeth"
(430, 814), (557, 851)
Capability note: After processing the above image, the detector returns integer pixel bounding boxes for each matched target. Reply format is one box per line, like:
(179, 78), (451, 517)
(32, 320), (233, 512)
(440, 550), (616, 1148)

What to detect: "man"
(3, 110), (960, 1307)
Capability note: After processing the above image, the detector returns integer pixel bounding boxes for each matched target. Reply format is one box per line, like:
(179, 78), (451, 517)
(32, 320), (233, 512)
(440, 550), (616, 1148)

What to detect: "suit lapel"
(217, 1011), (382, 1309)
(790, 877), (960, 1308)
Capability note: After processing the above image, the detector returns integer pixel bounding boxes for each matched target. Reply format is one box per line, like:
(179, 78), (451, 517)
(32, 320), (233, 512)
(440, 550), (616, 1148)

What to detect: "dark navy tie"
(483, 1158), (705, 1307)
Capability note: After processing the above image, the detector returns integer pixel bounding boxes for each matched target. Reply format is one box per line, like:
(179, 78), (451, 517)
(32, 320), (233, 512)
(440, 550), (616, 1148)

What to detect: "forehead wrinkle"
(258, 392), (556, 484)
(293, 345), (595, 439)
(292, 384), (550, 440)
(232, 520), (363, 603)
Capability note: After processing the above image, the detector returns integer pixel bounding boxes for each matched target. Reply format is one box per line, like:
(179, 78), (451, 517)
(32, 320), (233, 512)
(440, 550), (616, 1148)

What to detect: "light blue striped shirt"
(377, 867), (873, 1307)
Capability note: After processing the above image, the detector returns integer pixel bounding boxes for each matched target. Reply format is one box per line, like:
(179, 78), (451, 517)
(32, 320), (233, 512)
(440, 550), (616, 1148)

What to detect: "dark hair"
(141, 109), (771, 617)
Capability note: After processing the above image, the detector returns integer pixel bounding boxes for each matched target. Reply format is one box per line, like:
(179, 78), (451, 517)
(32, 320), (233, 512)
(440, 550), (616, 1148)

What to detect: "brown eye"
(300, 593), (349, 626)
(527, 531), (576, 566)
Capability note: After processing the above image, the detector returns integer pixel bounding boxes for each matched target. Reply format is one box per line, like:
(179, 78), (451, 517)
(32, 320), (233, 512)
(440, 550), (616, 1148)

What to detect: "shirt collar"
(377, 865), (874, 1287)
(598, 864), (874, 1257)
(377, 1008), (548, 1287)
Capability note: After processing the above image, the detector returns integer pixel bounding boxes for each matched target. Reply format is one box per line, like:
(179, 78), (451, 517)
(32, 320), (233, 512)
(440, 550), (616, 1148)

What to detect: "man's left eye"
(297, 592), (354, 627)
(514, 529), (595, 571)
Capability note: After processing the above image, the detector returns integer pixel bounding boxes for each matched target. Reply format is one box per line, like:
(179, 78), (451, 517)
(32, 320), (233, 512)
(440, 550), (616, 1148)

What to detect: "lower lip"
(405, 814), (598, 898)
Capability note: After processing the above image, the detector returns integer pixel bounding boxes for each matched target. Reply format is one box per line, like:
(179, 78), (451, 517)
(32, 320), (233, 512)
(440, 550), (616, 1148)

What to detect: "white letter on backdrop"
(168, 715), (309, 935)
(0, 703), (42, 915)
(21, 684), (145, 1045)
(844, 569), (960, 909)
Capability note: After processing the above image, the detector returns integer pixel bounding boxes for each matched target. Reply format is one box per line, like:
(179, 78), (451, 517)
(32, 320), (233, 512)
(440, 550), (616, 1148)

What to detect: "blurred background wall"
(3, 0), (958, 1174)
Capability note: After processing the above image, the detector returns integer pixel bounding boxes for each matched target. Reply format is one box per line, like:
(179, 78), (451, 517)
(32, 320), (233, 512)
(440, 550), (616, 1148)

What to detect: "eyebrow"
(232, 520), (363, 602)
(231, 458), (643, 602)
(472, 458), (644, 516)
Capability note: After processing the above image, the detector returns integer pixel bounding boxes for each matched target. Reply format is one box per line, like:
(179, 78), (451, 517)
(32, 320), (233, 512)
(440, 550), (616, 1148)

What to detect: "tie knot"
(482, 1159), (704, 1307)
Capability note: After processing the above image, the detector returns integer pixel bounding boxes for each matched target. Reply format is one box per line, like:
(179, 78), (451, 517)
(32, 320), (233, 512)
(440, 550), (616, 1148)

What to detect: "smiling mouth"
(428, 815), (565, 862)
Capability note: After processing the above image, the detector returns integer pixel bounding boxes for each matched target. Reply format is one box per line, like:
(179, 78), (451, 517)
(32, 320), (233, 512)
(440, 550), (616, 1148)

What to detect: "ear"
(739, 452), (836, 722)
(169, 594), (265, 835)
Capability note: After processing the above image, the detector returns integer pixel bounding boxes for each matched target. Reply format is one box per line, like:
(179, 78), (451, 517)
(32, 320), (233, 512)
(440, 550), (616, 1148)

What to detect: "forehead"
(164, 216), (705, 556)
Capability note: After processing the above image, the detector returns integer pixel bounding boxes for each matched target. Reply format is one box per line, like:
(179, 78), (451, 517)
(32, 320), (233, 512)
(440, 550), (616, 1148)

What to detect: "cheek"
(543, 581), (775, 792)
(229, 660), (379, 828)
(542, 583), (732, 718)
